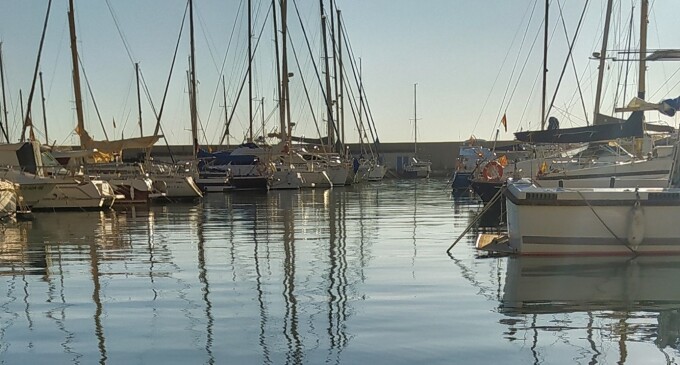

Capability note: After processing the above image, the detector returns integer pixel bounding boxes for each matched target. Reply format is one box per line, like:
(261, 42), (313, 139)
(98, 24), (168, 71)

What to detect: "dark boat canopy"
(514, 111), (644, 144)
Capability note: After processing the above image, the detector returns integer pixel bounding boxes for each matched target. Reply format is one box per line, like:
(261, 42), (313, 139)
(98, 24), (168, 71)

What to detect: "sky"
(0, 0), (679, 147)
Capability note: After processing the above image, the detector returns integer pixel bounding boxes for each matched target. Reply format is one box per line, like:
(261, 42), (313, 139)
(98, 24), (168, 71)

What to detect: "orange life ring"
(481, 161), (503, 181)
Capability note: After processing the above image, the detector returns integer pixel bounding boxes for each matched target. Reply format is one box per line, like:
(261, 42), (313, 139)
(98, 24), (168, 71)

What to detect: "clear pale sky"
(0, 0), (678, 146)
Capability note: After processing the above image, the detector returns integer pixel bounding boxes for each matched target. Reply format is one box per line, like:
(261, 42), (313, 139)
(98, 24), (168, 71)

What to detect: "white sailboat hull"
(32, 179), (115, 210)
(506, 180), (680, 255)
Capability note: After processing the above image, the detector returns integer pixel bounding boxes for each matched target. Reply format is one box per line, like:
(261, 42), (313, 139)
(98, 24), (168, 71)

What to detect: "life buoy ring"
(481, 161), (503, 181)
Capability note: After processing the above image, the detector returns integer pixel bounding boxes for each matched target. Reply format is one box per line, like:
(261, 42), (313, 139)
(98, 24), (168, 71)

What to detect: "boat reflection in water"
(500, 256), (680, 364)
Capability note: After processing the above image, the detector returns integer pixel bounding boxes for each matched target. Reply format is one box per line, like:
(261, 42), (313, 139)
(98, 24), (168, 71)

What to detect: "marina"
(2, 0), (680, 363)
(1, 179), (680, 364)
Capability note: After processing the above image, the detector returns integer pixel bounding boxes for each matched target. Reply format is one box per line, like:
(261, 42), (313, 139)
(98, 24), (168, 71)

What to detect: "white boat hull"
(506, 180), (680, 255)
(32, 180), (115, 210)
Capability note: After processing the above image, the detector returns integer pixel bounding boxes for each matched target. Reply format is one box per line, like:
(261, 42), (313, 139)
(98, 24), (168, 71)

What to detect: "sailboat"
(400, 83), (431, 178)
(473, 0), (680, 256)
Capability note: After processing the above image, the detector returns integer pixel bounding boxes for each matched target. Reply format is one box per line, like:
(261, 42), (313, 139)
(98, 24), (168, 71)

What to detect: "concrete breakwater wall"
(123, 141), (518, 177)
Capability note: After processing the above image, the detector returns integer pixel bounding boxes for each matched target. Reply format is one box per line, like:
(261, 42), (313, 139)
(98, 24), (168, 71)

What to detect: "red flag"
(501, 114), (508, 132)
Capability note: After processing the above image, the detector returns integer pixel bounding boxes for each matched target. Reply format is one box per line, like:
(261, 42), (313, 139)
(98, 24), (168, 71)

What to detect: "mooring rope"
(447, 184), (506, 254)
(574, 189), (637, 255)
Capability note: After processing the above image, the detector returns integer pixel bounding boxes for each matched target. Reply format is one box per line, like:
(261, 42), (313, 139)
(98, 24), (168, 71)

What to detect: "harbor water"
(1, 178), (679, 364)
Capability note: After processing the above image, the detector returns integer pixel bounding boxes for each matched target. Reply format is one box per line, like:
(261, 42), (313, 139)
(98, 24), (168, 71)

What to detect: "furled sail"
(514, 111), (644, 144)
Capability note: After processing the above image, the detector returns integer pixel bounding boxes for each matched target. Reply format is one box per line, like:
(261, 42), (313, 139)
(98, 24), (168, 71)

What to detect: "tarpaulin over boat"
(514, 111), (644, 144)
(76, 129), (161, 156)
(197, 147), (259, 166)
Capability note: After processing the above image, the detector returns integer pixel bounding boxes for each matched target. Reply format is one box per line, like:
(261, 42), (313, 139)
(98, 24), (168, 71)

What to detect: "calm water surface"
(1, 178), (679, 364)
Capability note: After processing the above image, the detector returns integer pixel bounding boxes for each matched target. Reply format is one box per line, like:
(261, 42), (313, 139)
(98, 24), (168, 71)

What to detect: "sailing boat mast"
(247, 0), (253, 142)
(189, 0), (199, 160)
(593, 0), (615, 124)
(136, 62), (143, 137)
(39, 71), (48, 144)
(413, 83), (418, 157)
(22, 0), (52, 142)
(222, 75), (230, 147)
(281, 0), (292, 140)
(0, 43), (9, 143)
(68, 0), (87, 148)
(330, 0), (340, 145)
(337, 10), (344, 150)
(638, 0), (648, 100)
(320, 0), (335, 151)
(272, 0), (285, 142)
(540, 0), (548, 130)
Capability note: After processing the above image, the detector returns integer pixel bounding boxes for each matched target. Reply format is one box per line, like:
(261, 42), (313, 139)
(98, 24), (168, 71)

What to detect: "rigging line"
(195, 3), (220, 75)
(339, 19), (378, 153)
(339, 60), (370, 152)
(546, 0), (589, 120)
(116, 72), (134, 132)
(518, 57), (541, 130)
(20, 0), (52, 142)
(77, 55), (109, 141)
(471, 0), (539, 135)
(151, 1), (188, 141)
(104, 0), (135, 65)
(491, 0), (544, 136)
(47, 17), (68, 102)
(216, 2), (272, 146)
(493, 6), (546, 136)
(201, 0), (244, 145)
(617, 4), (635, 113)
(290, 0), (338, 151)
(650, 3), (670, 97)
(288, 37), (325, 150)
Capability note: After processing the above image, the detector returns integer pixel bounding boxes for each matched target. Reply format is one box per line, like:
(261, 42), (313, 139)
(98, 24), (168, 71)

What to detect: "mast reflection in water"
(4, 178), (677, 364)
(498, 256), (680, 364)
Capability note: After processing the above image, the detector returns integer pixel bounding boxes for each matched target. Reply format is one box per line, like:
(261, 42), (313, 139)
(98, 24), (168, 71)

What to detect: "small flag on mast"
(501, 114), (508, 132)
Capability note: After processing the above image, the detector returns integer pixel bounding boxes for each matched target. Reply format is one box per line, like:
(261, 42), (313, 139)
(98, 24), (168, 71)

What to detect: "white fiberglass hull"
(506, 180), (680, 255)
(271, 169), (303, 190)
(299, 171), (332, 189)
(536, 157), (670, 188)
(32, 179), (115, 210)
(325, 164), (349, 186)
(154, 175), (203, 199)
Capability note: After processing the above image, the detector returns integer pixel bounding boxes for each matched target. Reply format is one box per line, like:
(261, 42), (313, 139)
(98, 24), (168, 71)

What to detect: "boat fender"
(482, 161), (503, 181)
(627, 195), (645, 249)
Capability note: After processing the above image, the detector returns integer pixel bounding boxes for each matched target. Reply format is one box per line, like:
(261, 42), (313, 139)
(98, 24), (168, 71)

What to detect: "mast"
(637, 0), (648, 100)
(261, 97), (265, 141)
(319, 0), (335, 151)
(540, 0), (548, 130)
(68, 0), (86, 148)
(330, 0), (340, 145)
(358, 58), (362, 134)
(39, 71), (48, 144)
(413, 83), (418, 157)
(337, 10), (344, 149)
(248, 0), (253, 142)
(189, 0), (199, 160)
(272, 0), (285, 142)
(136, 62), (143, 137)
(222, 75), (230, 148)
(22, 0), (52, 142)
(593, 0), (615, 124)
(19, 90), (25, 132)
(281, 0), (292, 140)
(0, 43), (8, 143)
